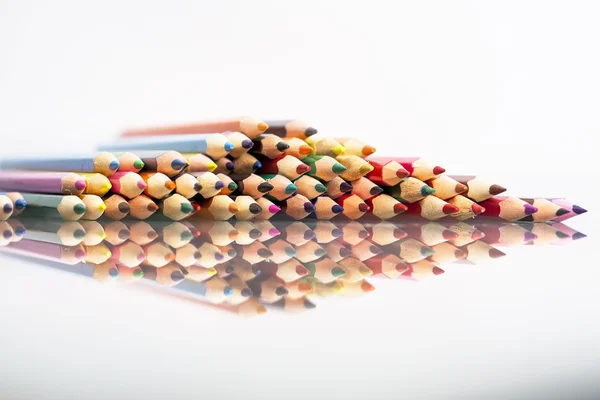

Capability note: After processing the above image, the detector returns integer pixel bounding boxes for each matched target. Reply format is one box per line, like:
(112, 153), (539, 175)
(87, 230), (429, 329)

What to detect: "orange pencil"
(335, 194), (369, 220)
(282, 137), (313, 159)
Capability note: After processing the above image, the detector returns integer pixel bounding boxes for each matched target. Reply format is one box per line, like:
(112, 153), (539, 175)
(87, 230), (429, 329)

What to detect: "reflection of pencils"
(458, 240), (505, 263)
(83, 243), (112, 264)
(351, 177), (383, 200)
(445, 222), (485, 247)
(256, 259), (310, 282)
(302, 155), (347, 182)
(365, 194), (407, 220)
(195, 242), (224, 268)
(270, 297), (316, 312)
(251, 134), (290, 159)
(176, 276), (234, 304)
(260, 174), (297, 201)
(254, 197), (281, 220)
(325, 240), (352, 262)
(252, 220), (279, 242)
(152, 221), (194, 249)
(264, 119), (316, 139)
(401, 260), (445, 281)
(194, 195), (239, 221)
(382, 238), (434, 263)
(236, 174), (273, 199)
(365, 254), (410, 278)
(108, 172), (146, 199)
(326, 177), (353, 199)
(335, 194), (369, 220)
(228, 257), (262, 282)
(276, 194), (315, 220)
(101, 134), (235, 160)
(116, 152), (144, 173)
(116, 265), (144, 284)
(128, 221), (158, 246)
(366, 159), (409, 186)
(80, 220), (106, 246)
(278, 221), (314, 246)
(92, 261), (120, 284)
(428, 242), (465, 264)
(141, 264), (185, 287)
(305, 257), (346, 283)
(445, 195), (486, 220)
(386, 177), (435, 203)
(214, 244), (237, 263)
(294, 175), (327, 200)
(189, 172), (224, 199)
(224, 274), (253, 305)
(0, 152), (120, 176)
(519, 222), (565, 245)
(119, 150), (188, 177)
(232, 241), (272, 264)
(257, 155), (311, 181)
(335, 138), (376, 158)
(285, 278), (314, 299)
(18, 218), (85, 246)
(282, 137), (313, 159)
(516, 198), (570, 223)
(121, 118), (268, 139)
(143, 241), (175, 268)
(104, 221), (131, 245)
(103, 194), (130, 220)
(478, 196), (538, 222)
(305, 134), (345, 157)
(401, 222), (457, 246)
(190, 220), (237, 246)
(294, 240), (327, 263)
(183, 153), (218, 173)
(548, 223), (587, 245)
(336, 155), (374, 181)
(337, 280), (375, 297)
(79, 194), (106, 220)
(110, 241), (145, 268)
(185, 265), (217, 281)
(2, 239), (85, 265)
(232, 220), (260, 245)
(246, 273), (288, 303)
(139, 172), (175, 199)
(366, 221), (407, 246)
(427, 175), (468, 200)
(448, 175), (506, 202)
(350, 240), (383, 261)
(0, 171), (86, 195)
(339, 221), (369, 245)
(265, 239), (296, 263)
(128, 195), (159, 220)
(309, 221), (343, 244)
(404, 196), (459, 220)
(305, 278), (343, 298)
(21, 193), (86, 221)
(369, 157), (445, 181)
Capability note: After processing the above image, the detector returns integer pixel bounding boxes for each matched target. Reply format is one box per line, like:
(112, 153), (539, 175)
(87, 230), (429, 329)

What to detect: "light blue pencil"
(98, 134), (235, 160)
(0, 152), (120, 176)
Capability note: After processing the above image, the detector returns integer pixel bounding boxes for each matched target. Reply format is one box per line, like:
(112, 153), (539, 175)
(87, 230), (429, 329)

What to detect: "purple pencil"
(546, 198), (588, 223)
(1, 238), (86, 265)
(0, 171), (86, 195)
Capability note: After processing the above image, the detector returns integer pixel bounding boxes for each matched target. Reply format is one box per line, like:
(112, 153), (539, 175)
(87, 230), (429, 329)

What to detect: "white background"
(0, 1), (598, 399)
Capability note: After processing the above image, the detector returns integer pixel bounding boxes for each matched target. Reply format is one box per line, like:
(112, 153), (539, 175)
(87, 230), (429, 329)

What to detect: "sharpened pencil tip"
(258, 182), (274, 193)
(332, 145), (345, 156)
(109, 268), (119, 278)
(393, 203), (407, 214)
(332, 205), (344, 214)
(3, 203), (12, 213)
(339, 247), (352, 257)
(98, 203), (107, 212)
(227, 182), (238, 191)
(225, 161), (235, 171)
(396, 169), (410, 179)
(471, 204), (485, 215)
(358, 203), (369, 212)
(572, 232), (587, 240)
(442, 204), (459, 214)
(118, 229), (130, 240)
(75, 249), (86, 260)
(285, 247), (296, 257)
(73, 204), (86, 215)
(165, 181), (176, 190)
(180, 203), (193, 214)
(223, 286), (234, 296)
(489, 184), (506, 196)
(332, 163), (347, 174)
(363, 146), (377, 156)
(118, 203), (130, 213)
(524, 231), (537, 242)
(421, 185), (435, 196)
(268, 227), (280, 237)
(420, 246), (435, 257)
(109, 160), (120, 171)
(224, 142), (235, 152)
(214, 181), (224, 190)
(523, 204), (538, 215)
(359, 164), (374, 174)
(193, 182), (203, 192)
(433, 166), (446, 175)
(296, 265), (309, 276)
(171, 271), (185, 283)
(285, 184), (298, 194)
(572, 205), (587, 215)
(14, 199), (26, 210)
(471, 230), (485, 240)
(133, 269), (144, 278)
(315, 183), (327, 193)
(73, 229), (85, 240)
(276, 142), (290, 152)
(133, 160), (145, 170)
(442, 229), (459, 240)
(358, 230), (369, 239)
(305, 127), (318, 136)
(249, 204), (262, 215)
(303, 203), (316, 213)
(228, 203), (240, 213)
(489, 248), (506, 258)
(296, 164), (311, 174)
(361, 281), (376, 292)
(147, 202), (159, 212)
(393, 228), (406, 239)
(247, 230), (261, 240)
(555, 231), (569, 239)
(332, 228), (343, 237)
(215, 253), (224, 261)
(299, 281), (313, 293)
(454, 249), (466, 259)
(242, 139), (254, 149)
(137, 180), (147, 190)
(304, 230), (315, 240)
(207, 162), (218, 172)
(456, 183), (468, 193)
(432, 266), (445, 275)
(299, 145), (313, 155)
(75, 180), (87, 191)
(241, 288), (253, 297)
(171, 159), (187, 170)
(268, 205), (281, 214)
(340, 182), (353, 193)
(332, 267), (346, 278)
(252, 161), (262, 171)
(181, 231), (194, 241)
(257, 248), (272, 258)
(258, 122), (269, 132)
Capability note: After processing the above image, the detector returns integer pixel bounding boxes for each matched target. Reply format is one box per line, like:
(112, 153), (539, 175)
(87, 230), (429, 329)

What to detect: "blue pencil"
(0, 152), (120, 176)
(98, 134), (235, 160)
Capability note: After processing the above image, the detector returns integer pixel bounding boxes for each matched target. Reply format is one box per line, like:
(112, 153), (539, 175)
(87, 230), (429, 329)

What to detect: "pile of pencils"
(0, 117), (588, 224)
(0, 216), (586, 316)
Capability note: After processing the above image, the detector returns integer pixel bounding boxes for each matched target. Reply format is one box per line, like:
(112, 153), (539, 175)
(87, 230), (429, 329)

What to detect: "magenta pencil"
(1, 239), (85, 265)
(0, 171), (86, 195)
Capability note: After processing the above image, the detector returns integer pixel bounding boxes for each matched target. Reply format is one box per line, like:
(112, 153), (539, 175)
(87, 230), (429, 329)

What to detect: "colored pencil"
(118, 150), (188, 177)
(246, 273), (288, 303)
(386, 177), (435, 203)
(364, 193), (407, 220)
(108, 172), (146, 199)
(76, 173), (112, 196)
(336, 155), (374, 181)
(117, 265), (145, 284)
(545, 198), (587, 223)
(233, 240), (272, 264)
(83, 243), (112, 264)
(173, 173), (202, 199)
(369, 157), (445, 181)
(100, 133), (234, 160)
(1, 192), (26, 216)
(236, 174), (273, 199)
(79, 194), (106, 220)
(103, 194), (130, 220)
(426, 175), (468, 200)
(401, 222), (458, 246)
(366, 159), (410, 186)
(116, 152), (145, 173)
(251, 218), (279, 241)
(174, 275), (234, 304)
(214, 173), (238, 196)
(474, 222), (537, 246)
(325, 240), (351, 262)
(366, 221), (407, 246)
(309, 196), (344, 220)
(445, 194), (486, 220)
(212, 157), (235, 175)
(339, 221), (370, 245)
(458, 240), (506, 263)
(259, 174), (297, 201)
(254, 197), (281, 220)
(139, 172), (175, 199)
(404, 196), (459, 220)
(478, 196), (538, 222)
(18, 218), (85, 246)
(191, 220), (237, 246)
(515, 198), (570, 223)
(519, 222), (564, 246)
(158, 193), (193, 221)
(326, 176), (353, 199)
(304, 257), (346, 283)
(285, 277), (315, 299)
(110, 241), (146, 268)
(223, 132), (254, 158)
(0, 152), (119, 176)
(251, 134), (290, 159)
(6, 219), (25, 242)
(0, 171), (86, 196)
(103, 221), (131, 246)
(265, 239), (296, 263)
(302, 155), (347, 182)
(335, 138), (376, 158)
(121, 117), (268, 139)
(365, 254), (411, 278)
(0, 195), (13, 220)
(549, 223), (587, 245)
(337, 257), (373, 282)
(309, 221), (343, 243)
(228, 257), (262, 281)
(294, 240), (327, 263)
(230, 153), (262, 177)
(428, 242), (466, 265)
(351, 177), (383, 200)
(278, 221), (314, 246)
(269, 297), (316, 313)
(187, 171), (224, 199)
(233, 220), (261, 245)
(305, 134), (345, 157)
(183, 152), (218, 173)
(127, 220), (158, 246)
(402, 260), (445, 281)
(0, 223), (17, 246)
(143, 241), (175, 268)
(2, 238), (85, 265)
(294, 175), (327, 200)
(448, 175), (506, 202)
(233, 195), (262, 220)
(276, 193), (315, 220)
(445, 222), (485, 247)
(264, 119), (317, 139)
(185, 265), (217, 282)
(282, 137), (313, 159)
(79, 220), (106, 246)
(153, 221), (194, 249)
(141, 264), (185, 287)
(174, 243), (201, 267)
(223, 274), (253, 305)
(335, 194), (369, 220)
(350, 240), (383, 261)
(21, 193), (86, 221)
(257, 155), (310, 181)
(195, 242), (225, 268)
(127, 195), (159, 220)
(383, 238), (435, 263)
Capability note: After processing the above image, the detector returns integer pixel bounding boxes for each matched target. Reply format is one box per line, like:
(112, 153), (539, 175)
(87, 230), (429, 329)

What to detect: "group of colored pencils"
(0, 117), (587, 225)
(0, 215), (586, 316)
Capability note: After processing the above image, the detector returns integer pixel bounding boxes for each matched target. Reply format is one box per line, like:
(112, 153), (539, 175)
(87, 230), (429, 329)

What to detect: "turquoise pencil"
(98, 134), (234, 160)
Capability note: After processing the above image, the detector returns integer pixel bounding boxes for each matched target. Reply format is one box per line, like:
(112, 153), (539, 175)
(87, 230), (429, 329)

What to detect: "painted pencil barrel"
(0, 192), (26, 216)
(0, 171), (86, 195)
(21, 193), (86, 221)
(0, 152), (120, 176)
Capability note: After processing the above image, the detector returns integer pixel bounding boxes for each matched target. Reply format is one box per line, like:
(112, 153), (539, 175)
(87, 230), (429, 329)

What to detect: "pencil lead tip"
(109, 160), (120, 171)
(332, 163), (347, 174)
(332, 267), (346, 278)
(315, 183), (327, 193)
(433, 166), (445, 175)
(249, 229), (261, 239)
(456, 183), (468, 194)
(442, 204), (459, 214)
(489, 184), (506, 196)
(249, 204), (262, 215)
(252, 161), (262, 171)
(489, 248), (506, 258)
(242, 139), (254, 149)
(523, 204), (538, 215)
(359, 164), (374, 174)
(363, 146), (377, 156)
(285, 184), (298, 194)
(332, 205), (344, 214)
(258, 122), (269, 132)
(224, 142), (235, 152)
(171, 159), (187, 170)
(524, 231), (537, 242)
(340, 182), (353, 193)
(214, 181), (224, 190)
(393, 203), (407, 214)
(572, 232), (587, 240)
(303, 203), (316, 213)
(305, 127), (318, 136)
(207, 162), (218, 172)
(471, 204), (485, 215)
(442, 229), (459, 240)
(137, 180), (147, 190)
(471, 230), (485, 240)
(276, 142), (290, 152)
(258, 182), (274, 193)
(396, 169), (410, 179)
(133, 160), (145, 170)
(556, 208), (570, 217)
(268, 205), (281, 214)
(180, 203), (193, 214)
(296, 164), (311, 174)
(74, 203), (86, 215)
(572, 205), (587, 215)
(358, 203), (369, 212)
(432, 266), (445, 275)
(361, 281), (376, 292)
(75, 180), (87, 191)
(332, 145), (345, 156)
(369, 186), (384, 196)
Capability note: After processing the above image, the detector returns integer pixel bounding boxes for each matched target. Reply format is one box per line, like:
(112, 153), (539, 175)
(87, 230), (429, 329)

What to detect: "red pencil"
(366, 159), (409, 186)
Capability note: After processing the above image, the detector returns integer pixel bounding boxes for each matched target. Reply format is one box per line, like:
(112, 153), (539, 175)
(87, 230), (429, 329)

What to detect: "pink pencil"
(0, 171), (86, 195)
